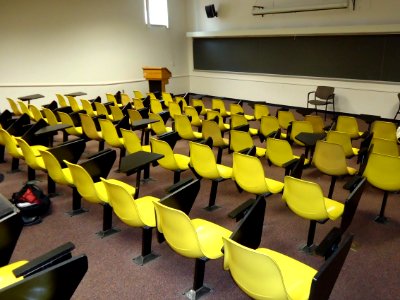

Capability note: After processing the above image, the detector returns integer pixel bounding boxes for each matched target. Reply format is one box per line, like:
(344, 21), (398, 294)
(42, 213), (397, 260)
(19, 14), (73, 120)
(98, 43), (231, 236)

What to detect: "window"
(144, 0), (169, 28)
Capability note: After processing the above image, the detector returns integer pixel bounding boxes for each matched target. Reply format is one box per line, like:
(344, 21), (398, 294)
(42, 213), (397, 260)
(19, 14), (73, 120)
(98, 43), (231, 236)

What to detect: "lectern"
(142, 67), (171, 94)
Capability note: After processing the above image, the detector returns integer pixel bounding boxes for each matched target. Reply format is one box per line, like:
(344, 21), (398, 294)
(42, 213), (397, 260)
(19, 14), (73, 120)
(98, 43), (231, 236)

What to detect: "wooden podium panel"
(142, 67), (171, 93)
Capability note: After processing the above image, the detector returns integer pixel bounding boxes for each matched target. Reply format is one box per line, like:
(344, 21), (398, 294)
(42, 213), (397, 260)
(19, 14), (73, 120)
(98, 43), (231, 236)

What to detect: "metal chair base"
(96, 227), (121, 239)
(133, 252), (160, 266)
(184, 285), (211, 300)
(66, 208), (88, 217)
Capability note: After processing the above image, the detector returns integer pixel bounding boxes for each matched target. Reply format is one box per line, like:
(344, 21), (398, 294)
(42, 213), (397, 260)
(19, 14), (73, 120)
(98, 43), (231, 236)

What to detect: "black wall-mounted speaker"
(205, 4), (218, 18)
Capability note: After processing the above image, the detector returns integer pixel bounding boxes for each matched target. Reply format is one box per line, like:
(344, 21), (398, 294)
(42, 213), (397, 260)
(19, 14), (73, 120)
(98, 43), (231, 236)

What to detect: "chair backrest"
(282, 176), (329, 220)
(206, 110), (228, 131)
(266, 137), (294, 167)
(363, 152), (400, 192)
(94, 102), (110, 118)
(191, 99), (207, 115)
(133, 90), (144, 99)
(230, 130), (253, 153)
(128, 109), (143, 123)
(168, 102), (181, 120)
(305, 115), (325, 133)
(370, 137), (399, 156)
(260, 116), (280, 137)
(133, 98), (145, 110)
(230, 114), (248, 130)
(106, 93), (118, 106)
(222, 236), (290, 299)
(28, 105), (44, 122)
(230, 103), (244, 116)
(7, 98), (22, 116)
(121, 128), (143, 154)
(15, 137), (40, 168)
(42, 108), (59, 126)
(153, 201), (204, 258)
(58, 112), (81, 136)
(150, 138), (181, 170)
(110, 105), (124, 121)
(326, 130), (355, 157)
(99, 118), (122, 147)
(184, 106), (202, 127)
(18, 101), (33, 118)
(56, 94), (69, 107)
(162, 92), (174, 107)
(64, 161), (99, 203)
(309, 234), (353, 300)
(80, 99), (95, 117)
(335, 116), (360, 139)
(148, 112), (168, 135)
(66, 96), (81, 112)
(212, 98), (229, 116)
(189, 141), (220, 179)
(150, 98), (163, 114)
(0, 129), (20, 157)
(39, 150), (71, 185)
(175, 114), (197, 140)
(232, 152), (268, 195)
(201, 120), (226, 147)
(79, 113), (100, 140)
(101, 178), (151, 227)
(315, 86), (335, 100)
(254, 104), (270, 120)
(290, 120), (314, 145)
(277, 110), (295, 130)
(313, 140), (349, 176)
(371, 120), (397, 141)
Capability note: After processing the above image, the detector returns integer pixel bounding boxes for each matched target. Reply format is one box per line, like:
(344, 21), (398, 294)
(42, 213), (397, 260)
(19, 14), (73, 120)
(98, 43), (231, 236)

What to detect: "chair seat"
(142, 145), (151, 152)
(216, 164), (233, 179)
(35, 156), (46, 170)
(31, 145), (49, 156)
(62, 168), (75, 185)
(347, 167), (357, 175)
(193, 131), (203, 139)
(294, 154), (310, 166)
(249, 128), (258, 136)
(174, 154), (190, 170)
(244, 114), (255, 121)
(352, 147), (359, 156)
(265, 178), (284, 194)
(324, 198), (345, 220)
(192, 218), (232, 259)
(95, 180), (136, 203)
(133, 196), (160, 227)
(257, 248), (317, 300)
(308, 99), (331, 106)
(0, 260), (28, 289)
(255, 147), (267, 157)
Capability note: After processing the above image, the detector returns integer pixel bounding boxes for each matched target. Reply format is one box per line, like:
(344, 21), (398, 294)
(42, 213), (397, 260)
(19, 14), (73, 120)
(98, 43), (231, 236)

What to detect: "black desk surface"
(18, 94), (45, 101)
(295, 132), (326, 146)
(64, 92), (87, 97)
(120, 151), (163, 175)
(35, 124), (72, 136)
(131, 119), (158, 127)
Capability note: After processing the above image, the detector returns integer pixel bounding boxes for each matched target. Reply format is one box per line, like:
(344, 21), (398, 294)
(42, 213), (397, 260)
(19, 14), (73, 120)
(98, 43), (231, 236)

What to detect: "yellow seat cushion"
(216, 164), (233, 179)
(324, 198), (345, 220)
(265, 178), (284, 194)
(175, 154), (190, 170)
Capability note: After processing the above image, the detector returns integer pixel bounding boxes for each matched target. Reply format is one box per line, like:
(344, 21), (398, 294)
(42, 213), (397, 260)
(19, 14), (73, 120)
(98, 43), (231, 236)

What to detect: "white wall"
(0, 0), (189, 109)
(186, 0), (400, 118)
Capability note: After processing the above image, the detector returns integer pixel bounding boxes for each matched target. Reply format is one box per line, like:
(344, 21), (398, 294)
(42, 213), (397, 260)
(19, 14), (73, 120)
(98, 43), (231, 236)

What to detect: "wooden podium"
(142, 67), (171, 94)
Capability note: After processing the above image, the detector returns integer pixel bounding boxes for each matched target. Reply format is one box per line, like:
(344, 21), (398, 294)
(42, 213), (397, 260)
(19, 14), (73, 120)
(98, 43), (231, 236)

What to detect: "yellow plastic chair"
(230, 103), (255, 121)
(363, 152), (400, 223)
(201, 119), (228, 163)
(150, 137), (190, 184)
(17, 101), (34, 120)
(148, 112), (172, 135)
(153, 200), (232, 298)
(65, 160), (135, 237)
(56, 94), (69, 108)
(222, 234), (353, 300)
(184, 106), (202, 128)
(121, 128), (151, 154)
(42, 108), (61, 126)
(282, 176), (344, 251)
(191, 98), (210, 116)
(127, 108), (143, 123)
(305, 114), (326, 133)
(133, 90), (145, 99)
(162, 92), (174, 107)
(58, 112), (83, 138)
(175, 96), (188, 110)
(98, 118), (126, 167)
(168, 101), (182, 120)
(120, 93), (132, 106)
(150, 98), (164, 114)
(110, 105), (124, 122)
(106, 93), (119, 106)
(15, 137), (48, 181)
(259, 115), (285, 139)
(212, 98), (231, 118)
(206, 110), (230, 133)
(335, 116), (364, 139)
(189, 141), (232, 210)
(101, 178), (160, 264)
(313, 140), (357, 198)
(230, 114), (258, 136)
(277, 110), (296, 131)
(80, 99), (96, 117)
(370, 137), (399, 156)
(133, 98), (145, 110)
(253, 103), (270, 120)
(175, 114), (203, 141)
(6, 98), (22, 116)
(326, 130), (359, 158)
(266, 137), (309, 175)
(371, 120), (397, 141)
(290, 120), (314, 146)
(66, 96), (83, 112)
(28, 104), (46, 123)
(230, 130), (266, 157)
(232, 152), (284, 197)
(79, 113), (104, 151)
(94, 102), (113, 121)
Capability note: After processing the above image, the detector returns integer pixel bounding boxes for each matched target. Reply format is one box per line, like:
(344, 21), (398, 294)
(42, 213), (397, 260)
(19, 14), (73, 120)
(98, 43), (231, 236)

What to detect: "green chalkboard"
(193, 35), (400, 82)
